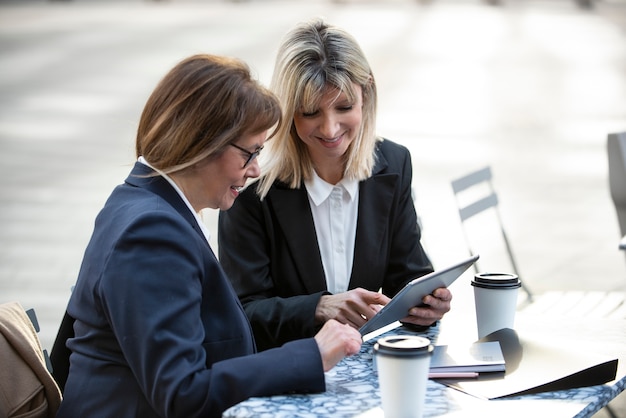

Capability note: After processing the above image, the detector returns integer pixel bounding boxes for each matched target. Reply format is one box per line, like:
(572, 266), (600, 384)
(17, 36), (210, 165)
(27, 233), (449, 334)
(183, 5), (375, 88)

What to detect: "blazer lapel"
(271, 185), (328, 294)
(124, 162), (209, 246)
(350, 150), (396, 289)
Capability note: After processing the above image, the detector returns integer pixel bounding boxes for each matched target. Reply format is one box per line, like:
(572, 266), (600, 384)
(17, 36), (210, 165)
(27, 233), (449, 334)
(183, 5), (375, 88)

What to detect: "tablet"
(359, 254), (479, 336)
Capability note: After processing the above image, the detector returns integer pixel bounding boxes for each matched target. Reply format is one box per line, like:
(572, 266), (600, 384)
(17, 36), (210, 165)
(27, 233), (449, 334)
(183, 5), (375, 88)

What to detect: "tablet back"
(359, 255), (479, 336)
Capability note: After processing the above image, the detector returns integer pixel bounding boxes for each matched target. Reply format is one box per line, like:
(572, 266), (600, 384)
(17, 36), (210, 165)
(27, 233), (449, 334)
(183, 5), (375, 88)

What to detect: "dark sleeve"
(219, 186), (324, 351)
(380, 141), (434, 297)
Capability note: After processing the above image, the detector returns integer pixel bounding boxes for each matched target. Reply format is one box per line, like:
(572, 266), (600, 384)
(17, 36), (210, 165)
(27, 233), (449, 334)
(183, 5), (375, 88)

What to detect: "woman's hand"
(400, 287), (452, 327)
(314, 319), (362, 371)
(315, 288), (391, 329)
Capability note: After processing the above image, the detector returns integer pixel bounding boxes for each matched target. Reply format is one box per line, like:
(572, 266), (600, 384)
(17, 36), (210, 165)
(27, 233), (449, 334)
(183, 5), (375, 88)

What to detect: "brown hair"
(136, 54), (281, 174)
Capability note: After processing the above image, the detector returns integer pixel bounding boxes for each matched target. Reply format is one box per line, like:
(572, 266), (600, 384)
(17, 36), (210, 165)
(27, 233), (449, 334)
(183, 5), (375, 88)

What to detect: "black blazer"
(56, 162), (324, 418)
(219, 139), (433, 351)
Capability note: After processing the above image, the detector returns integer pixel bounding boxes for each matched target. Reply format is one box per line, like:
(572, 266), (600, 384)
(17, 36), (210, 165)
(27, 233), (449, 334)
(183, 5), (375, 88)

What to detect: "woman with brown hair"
(56, 54), (361, 418)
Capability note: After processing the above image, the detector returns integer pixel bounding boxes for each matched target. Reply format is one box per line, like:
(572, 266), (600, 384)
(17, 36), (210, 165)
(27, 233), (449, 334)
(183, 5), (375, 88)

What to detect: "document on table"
(439, 328), (618, 399)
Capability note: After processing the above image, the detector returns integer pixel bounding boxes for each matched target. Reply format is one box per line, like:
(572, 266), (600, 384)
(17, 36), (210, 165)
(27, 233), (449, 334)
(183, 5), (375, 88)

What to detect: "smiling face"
(293, 83), (363, 178)
(171, 130), (267, 212)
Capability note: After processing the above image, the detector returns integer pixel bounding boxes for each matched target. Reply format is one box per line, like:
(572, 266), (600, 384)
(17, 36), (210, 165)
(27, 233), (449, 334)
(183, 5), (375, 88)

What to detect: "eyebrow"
(230, 143), (264, 157)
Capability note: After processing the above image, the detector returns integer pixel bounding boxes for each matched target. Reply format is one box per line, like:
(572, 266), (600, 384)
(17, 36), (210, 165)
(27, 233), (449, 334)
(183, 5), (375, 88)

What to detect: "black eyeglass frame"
(229, 143), (263, 168)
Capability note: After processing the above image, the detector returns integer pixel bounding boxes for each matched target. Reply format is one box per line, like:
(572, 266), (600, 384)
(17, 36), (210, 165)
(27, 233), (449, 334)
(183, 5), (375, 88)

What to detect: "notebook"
(430, 341), (506, 374)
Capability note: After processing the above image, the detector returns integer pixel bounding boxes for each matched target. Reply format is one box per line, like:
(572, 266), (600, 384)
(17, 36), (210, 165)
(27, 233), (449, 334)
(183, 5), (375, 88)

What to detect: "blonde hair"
(256, 19), (380, 199)
(136, 54), (281, 175)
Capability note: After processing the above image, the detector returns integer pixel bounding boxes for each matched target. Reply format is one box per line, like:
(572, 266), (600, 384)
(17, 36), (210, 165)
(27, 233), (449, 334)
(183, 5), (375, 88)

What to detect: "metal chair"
(451, 166), (625, 311)
(608, 131), (626, 240)
(451, 166), (533, 302)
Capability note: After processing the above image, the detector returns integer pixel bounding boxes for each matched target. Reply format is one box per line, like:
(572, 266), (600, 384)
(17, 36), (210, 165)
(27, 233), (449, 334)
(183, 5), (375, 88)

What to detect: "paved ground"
(1, 0), (625, 415)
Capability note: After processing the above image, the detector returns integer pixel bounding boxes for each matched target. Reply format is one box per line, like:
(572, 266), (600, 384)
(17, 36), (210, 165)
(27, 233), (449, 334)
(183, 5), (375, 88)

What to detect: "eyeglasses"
(230, 143), (263, 168)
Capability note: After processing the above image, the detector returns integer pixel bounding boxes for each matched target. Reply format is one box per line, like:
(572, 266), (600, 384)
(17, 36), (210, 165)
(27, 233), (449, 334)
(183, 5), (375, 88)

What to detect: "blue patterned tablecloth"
(224, 320), (625, 418)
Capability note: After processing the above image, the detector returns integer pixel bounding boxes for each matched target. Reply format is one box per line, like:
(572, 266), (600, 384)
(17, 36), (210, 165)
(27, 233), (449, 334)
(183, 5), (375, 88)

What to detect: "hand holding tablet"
(359, 255), (479, 336)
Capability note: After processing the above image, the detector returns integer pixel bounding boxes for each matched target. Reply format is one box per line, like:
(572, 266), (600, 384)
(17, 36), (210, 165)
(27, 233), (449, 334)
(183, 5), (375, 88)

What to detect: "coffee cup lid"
(374, 335), (433, 358)
(472, 272), (521, 289)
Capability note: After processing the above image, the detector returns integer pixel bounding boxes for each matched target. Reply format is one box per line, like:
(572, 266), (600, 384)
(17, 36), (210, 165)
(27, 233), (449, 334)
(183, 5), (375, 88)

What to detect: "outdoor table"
(223, 312), (626, 417)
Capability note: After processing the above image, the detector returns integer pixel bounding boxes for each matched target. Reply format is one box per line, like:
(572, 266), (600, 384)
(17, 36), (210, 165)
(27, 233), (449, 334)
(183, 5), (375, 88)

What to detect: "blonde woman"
(219, 20), (451, 351)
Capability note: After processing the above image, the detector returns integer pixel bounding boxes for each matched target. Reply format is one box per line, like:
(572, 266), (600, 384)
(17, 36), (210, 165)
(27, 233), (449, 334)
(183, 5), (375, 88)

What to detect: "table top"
(223, 314), (626, 418)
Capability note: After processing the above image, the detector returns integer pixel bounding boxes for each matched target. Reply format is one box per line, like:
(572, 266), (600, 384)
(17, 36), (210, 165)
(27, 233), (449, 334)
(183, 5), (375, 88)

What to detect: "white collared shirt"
(137, 156), (212, 245)
(305, 171), (359, 294)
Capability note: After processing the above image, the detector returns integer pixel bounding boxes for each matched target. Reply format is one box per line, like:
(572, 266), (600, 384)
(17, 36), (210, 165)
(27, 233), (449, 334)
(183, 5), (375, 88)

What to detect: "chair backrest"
(25, 308), (54, 374)
(607, 132), (626, 237)
(0, 301), (62, 418)
(451, 166), (533, 301)
(451, 166), (499, 222)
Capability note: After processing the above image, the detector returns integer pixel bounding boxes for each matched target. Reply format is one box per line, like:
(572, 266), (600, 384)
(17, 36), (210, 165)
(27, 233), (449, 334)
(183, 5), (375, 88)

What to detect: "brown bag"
(0, 301), (62, 418)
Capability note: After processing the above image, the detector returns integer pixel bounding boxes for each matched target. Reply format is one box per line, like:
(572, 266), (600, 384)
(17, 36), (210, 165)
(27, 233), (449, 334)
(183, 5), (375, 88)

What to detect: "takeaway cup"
(472, 272), (522, 339)
(374, 335), (433, 418)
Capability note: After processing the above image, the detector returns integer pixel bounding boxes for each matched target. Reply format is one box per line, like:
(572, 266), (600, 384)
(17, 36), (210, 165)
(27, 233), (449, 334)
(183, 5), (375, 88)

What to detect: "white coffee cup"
(374, 335), (433, 418)
(472, 272), (521, 339)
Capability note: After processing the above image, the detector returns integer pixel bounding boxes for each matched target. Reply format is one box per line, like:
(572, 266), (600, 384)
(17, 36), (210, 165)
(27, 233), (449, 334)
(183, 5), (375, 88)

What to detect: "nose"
(319, 114), (340, 139)
(245, 158), (261, 178)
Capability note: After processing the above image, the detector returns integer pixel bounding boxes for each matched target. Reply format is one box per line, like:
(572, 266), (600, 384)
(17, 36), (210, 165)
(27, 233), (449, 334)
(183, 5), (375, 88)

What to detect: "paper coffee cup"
(472, 272), (521, 339)
(374, 335), (433, 418)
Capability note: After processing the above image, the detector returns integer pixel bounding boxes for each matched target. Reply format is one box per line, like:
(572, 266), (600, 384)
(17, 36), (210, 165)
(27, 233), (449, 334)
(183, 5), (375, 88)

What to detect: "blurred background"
(1, 1), (626, 411)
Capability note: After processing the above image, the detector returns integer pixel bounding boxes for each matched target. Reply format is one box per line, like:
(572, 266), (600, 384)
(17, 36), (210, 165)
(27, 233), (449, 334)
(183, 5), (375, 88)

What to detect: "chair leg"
(499, 218), (533, 303)
(603, 404), (619, 418)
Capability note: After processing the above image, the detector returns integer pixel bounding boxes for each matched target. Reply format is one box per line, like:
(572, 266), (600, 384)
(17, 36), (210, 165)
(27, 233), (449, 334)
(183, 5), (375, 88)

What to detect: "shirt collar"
(304, 170), (359, 206)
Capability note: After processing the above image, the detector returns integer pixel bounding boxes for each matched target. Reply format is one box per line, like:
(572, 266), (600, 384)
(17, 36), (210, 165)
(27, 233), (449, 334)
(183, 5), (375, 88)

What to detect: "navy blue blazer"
(218, 139), (434, 351)
(57, 162), (324, 418)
